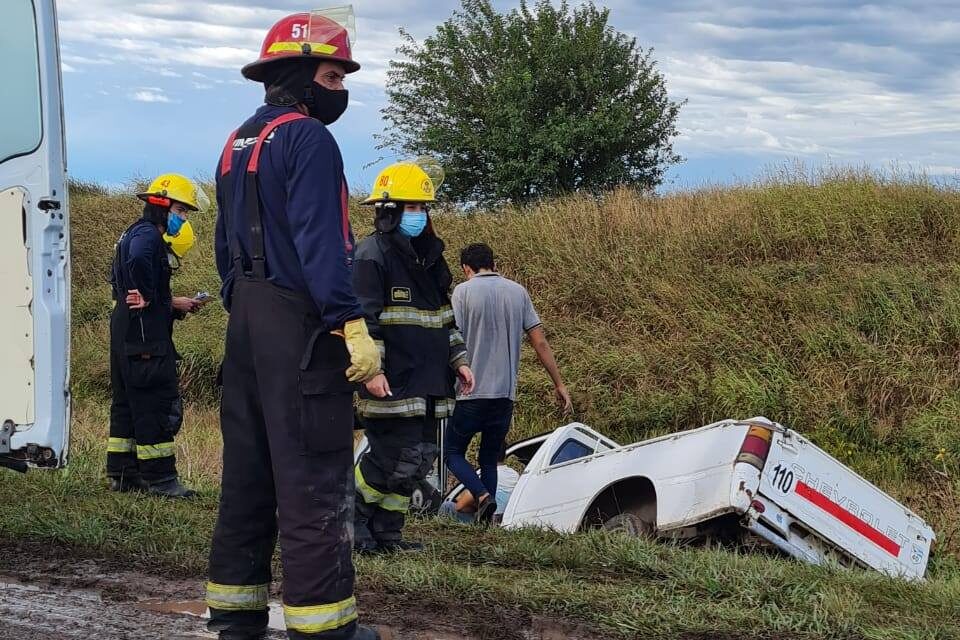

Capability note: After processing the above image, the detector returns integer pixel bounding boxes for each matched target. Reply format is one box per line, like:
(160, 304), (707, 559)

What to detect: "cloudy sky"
(57, 0), (960, 191)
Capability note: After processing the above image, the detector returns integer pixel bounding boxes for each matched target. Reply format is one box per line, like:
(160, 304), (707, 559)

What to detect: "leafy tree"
(379, 0), (683, 205)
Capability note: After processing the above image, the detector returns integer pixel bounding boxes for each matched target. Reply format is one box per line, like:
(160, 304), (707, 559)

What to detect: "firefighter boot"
(148, 477), (197, 498)
(218, 632), (266, 640)
(353, 494), (381, 554)
(378, 540), (424, 553)
(107, 473), (149, 493)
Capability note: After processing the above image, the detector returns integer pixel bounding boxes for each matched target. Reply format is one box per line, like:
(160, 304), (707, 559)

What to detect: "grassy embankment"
(3, 170), (960, 638)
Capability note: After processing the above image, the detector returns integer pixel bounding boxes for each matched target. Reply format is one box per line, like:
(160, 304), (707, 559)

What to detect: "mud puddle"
(0, 573), (220, 640)
(0, 539), (606, 640)
(135, 597), (585, 640)
(137, 598), (286, 631)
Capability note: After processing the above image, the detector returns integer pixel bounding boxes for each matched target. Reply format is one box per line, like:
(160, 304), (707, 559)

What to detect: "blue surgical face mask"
(399, 211), (428, 237)
(167, 211), (185, 236)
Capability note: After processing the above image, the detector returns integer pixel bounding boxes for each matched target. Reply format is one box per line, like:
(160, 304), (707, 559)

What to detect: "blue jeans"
(444, 398), (514, 501)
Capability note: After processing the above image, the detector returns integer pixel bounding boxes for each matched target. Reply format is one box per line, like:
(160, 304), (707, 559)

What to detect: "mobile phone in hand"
(194, 291), (212, 304)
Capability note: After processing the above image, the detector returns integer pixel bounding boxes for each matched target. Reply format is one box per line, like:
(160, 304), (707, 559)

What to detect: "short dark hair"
(460, 243), (495, 271)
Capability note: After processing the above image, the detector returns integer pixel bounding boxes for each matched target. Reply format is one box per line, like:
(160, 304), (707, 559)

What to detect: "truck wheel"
(602, 513), (654, 538)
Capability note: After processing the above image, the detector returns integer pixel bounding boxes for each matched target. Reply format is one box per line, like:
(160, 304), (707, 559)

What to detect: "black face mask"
(305, 83), (349, 125)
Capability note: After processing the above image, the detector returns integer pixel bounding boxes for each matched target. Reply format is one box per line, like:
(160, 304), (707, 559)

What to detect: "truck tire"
(602, 513), (654, 538)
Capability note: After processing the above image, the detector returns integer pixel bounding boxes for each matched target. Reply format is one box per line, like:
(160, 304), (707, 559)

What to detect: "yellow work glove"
(342, 318), (381, 383)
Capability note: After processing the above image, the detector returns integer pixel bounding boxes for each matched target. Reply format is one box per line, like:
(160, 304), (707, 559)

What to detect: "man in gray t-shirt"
(444, 243), (572, 523)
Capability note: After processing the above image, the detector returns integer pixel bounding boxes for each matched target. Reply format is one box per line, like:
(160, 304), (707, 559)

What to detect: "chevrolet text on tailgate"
(478, 417), (934, 581)
(748, 425), (934, 580)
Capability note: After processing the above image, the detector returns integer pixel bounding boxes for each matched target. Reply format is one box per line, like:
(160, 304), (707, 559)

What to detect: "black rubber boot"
(377, 540), (423, 553)
(218, 632), (266, 640)
(353, 538), (381, 556)
(208, 612), (267, 640)
(348, 625), (381, 640)
(107, 474), (148, 493)
(148, 477), (196, 498)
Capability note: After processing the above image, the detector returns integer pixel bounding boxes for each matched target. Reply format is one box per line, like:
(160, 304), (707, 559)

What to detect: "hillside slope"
(1, 172), (957, 638)
(71, 173), (960, 549)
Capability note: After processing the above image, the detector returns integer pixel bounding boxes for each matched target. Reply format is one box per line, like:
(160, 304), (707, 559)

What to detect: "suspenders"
(218, 112), (354, 281)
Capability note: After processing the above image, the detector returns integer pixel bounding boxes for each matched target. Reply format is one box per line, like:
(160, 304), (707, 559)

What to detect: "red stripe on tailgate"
(795, 481), (901, 557)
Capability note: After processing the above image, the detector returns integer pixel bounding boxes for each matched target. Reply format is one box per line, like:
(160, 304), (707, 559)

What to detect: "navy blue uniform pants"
(107, 303), (182, 484)
(206, 278), (358, 640)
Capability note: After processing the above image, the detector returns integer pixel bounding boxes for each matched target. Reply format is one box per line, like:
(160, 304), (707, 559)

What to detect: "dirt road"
(0, 540), (597, 640)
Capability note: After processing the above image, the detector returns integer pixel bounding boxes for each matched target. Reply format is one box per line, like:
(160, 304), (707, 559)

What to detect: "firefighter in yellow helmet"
(352, 161), (475, 553)
(106, 173), (210, 498)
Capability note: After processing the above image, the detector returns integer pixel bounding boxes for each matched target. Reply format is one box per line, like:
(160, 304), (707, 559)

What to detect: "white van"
(0, 0), (71, 471)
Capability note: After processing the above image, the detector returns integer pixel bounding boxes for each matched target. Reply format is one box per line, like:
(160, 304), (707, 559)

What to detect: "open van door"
(0, 0), (71, 471)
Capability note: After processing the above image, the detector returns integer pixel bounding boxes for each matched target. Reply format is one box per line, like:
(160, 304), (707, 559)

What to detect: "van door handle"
(38, 199), (61, 211)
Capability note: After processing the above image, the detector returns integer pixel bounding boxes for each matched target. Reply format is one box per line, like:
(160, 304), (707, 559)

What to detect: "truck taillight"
(736, 425), (772, 470)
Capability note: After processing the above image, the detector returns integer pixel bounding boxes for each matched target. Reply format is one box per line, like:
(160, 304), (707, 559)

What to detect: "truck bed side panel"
(505, 422), (752, 532)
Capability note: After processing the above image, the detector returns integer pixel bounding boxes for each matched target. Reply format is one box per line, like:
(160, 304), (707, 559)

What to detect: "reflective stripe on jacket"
(353, 230), (466, 417)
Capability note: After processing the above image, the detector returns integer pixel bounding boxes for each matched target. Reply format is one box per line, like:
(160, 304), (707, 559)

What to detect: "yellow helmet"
(163, 220), (196, 259)
(137, 173), (208, 211)
(363, 162), (439, 205)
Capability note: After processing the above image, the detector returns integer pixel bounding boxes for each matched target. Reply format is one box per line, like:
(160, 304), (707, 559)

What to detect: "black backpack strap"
(109, 220), (142, 300)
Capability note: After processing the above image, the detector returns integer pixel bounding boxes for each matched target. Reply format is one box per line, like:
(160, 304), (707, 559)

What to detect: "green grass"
(4, 168), (960, 638)
(5, 400), (960, 638)
(5, 400), (959, 639)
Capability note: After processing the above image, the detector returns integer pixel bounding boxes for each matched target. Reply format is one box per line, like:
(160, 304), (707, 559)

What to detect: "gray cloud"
(607, 0), (960, 173)
(56, 0), (960, 178)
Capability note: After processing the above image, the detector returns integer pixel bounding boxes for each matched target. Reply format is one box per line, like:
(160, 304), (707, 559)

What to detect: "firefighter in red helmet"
(205, 8), (380, 640)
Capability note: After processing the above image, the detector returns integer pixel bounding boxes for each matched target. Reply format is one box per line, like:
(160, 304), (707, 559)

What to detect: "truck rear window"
(550, 439), (593, 465)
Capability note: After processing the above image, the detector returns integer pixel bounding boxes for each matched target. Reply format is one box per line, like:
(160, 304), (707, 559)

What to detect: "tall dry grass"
(67, 169), (960, 553)
(2, 170), (960, 638)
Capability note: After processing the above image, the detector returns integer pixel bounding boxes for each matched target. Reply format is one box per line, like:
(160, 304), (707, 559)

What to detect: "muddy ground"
(0, 539), (612, 640)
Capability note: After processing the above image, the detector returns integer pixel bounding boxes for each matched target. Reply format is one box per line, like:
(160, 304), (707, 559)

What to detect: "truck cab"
(0, 0), (71, 471)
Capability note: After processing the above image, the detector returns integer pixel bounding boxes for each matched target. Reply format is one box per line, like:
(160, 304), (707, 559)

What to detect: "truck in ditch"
(358, 417), (935, 580)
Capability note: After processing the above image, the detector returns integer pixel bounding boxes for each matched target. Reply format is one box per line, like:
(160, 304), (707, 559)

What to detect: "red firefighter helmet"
(242, 11), (360, 82)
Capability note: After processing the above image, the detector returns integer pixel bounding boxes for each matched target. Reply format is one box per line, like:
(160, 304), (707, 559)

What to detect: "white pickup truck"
(358, 417), (935, 580)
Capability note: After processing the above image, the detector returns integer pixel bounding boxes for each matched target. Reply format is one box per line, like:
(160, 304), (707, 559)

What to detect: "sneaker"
(147, 478), (196, 499)
(476, 497), (497, 526)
